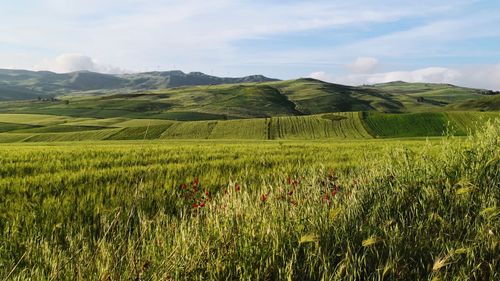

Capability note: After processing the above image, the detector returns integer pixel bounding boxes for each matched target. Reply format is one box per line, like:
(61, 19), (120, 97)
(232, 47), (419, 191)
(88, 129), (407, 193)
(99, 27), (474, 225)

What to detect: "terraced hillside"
(0, 111), (497, 142)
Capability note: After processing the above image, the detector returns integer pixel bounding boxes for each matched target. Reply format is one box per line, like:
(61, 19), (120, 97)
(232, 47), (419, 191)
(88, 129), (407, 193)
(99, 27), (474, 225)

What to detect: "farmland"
(0, 121), (499, 280)
(0, 76), (499, 280)
(2, 0), (500, 278)
(0, 111), (498, 143)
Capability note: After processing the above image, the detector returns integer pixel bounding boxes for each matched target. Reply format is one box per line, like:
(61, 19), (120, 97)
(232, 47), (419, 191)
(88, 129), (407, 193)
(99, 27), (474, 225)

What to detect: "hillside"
(0, 69), (278, 100)
(445, 94), (500, 111)
(0, 78), (497, 121)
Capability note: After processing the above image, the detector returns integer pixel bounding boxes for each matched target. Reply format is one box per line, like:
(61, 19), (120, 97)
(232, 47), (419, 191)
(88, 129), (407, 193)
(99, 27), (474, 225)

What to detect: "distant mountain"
(0, 69), (279, 100)
(121, 71), (278, 89)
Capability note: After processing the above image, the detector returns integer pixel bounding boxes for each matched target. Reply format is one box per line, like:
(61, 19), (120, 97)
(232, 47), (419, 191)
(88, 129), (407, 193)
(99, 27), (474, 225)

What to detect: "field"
(0, 120), (499, 280)
(0, 82), (499, 279)
(0, 111), (498, 143)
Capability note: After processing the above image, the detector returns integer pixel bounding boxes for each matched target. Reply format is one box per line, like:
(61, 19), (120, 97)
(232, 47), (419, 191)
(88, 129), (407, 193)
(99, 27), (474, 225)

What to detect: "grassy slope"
(361, 81), (490, 112)
(0, 80), (496, 122)
(446, 94), (500, 111)
(0, 69), (278, 100)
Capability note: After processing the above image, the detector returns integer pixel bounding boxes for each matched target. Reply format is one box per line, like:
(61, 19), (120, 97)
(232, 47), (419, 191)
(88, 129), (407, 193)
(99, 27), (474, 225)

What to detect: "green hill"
(446, 94), (500, 111)
(0, 69), (278, 100)
(1, 78), (496, 121)
(0, 70), (498, 139)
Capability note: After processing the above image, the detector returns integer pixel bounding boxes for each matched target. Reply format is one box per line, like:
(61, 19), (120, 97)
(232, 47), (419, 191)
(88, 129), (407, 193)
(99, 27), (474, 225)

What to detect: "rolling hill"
(0, 69), (278, 100)
(445, 94), (500, 111)
(0, 77), (497, 121)
(0, 69), (498, 141)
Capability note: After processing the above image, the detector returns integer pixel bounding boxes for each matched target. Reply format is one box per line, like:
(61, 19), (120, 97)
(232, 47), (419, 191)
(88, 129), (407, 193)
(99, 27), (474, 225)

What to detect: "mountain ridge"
(0, 69), (279, 100)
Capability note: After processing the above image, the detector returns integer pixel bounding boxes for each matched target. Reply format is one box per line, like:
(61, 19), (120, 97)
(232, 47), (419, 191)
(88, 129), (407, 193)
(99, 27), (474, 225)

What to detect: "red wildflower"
(260, 194), (268, 203)
(199, 202), (205, 207)
(288, 190), (294, 196)
(192, 203), (199, 208)
(287, 176), (292, 185)
(235, 183), (240, 192)
(180, 183), (187, 189)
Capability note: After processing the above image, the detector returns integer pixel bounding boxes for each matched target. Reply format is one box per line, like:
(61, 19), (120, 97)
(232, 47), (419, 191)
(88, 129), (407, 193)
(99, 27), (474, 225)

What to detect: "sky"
(1, 0), (500, 90)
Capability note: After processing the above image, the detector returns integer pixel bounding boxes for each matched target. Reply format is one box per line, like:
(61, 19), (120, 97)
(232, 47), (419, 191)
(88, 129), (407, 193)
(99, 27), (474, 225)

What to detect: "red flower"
(260, 194), (268, 203)
(192, 203), (199, 208)
(288, 190), (294, 196)
(180, 183), (187, 189)
(192, 177), (200, 189)
(199, 202), (205, 207)
(287, 176), (292, 185)
(235, 183), (240, 192)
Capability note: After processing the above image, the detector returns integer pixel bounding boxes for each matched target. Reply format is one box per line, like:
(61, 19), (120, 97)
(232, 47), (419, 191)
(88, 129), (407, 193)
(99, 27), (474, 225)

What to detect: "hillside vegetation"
(0, 78), (497, 121)
(0, 69), (277, 100)
(446, 94), (500, 111)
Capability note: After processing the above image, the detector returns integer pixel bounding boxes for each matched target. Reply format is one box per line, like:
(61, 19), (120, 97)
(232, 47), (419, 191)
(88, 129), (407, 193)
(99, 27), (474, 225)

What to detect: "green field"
(0, 121), (498, 280)
(0, 111), (498, 142)
(1, 76), (499, 279)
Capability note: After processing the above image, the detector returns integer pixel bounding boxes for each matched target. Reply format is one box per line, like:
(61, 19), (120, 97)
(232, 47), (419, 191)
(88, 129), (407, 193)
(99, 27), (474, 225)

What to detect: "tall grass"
(1, 121), (498, 280)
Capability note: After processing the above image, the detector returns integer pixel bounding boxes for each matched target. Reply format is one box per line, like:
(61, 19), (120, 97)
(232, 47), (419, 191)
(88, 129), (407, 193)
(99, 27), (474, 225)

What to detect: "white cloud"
(310, 64), (500, 90)
(364, 67), (461, 84)
(347, 57), (379, 73)
(34, 54), (127, 74)
(0, 0), (475, 72)
(308, 71), (333, 81)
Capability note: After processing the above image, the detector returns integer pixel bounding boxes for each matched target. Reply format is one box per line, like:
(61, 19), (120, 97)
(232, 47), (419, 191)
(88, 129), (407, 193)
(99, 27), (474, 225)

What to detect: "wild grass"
(0, 121), (499, 280)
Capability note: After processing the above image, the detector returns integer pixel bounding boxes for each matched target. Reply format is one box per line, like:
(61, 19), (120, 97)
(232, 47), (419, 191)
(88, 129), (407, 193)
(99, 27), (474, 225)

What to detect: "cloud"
(0, 0), (499, 90)
(347, 57), (379, 74)
(308, 71), (334, 82)
(309, 64), (500, 90)
(0, 0), (477, 72)
(34, 54), (127, 73)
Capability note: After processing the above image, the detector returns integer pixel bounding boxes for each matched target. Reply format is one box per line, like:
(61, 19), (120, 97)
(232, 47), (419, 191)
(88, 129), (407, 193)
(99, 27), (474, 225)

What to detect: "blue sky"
(1, 0), (500, 89)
